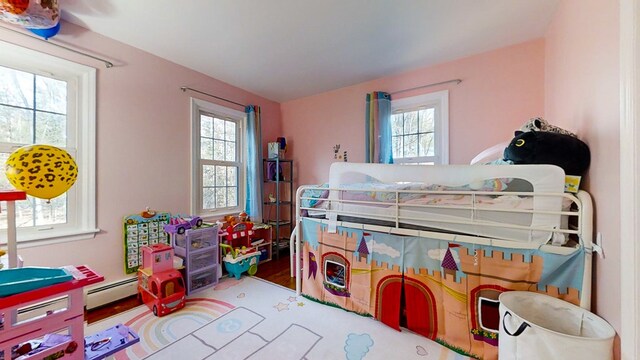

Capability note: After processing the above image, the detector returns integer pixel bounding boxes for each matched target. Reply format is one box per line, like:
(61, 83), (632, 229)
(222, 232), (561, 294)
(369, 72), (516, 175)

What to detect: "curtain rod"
(0, 25), (114, 68)
(391, 79), (462, 95)
(180, 86), (246, 108)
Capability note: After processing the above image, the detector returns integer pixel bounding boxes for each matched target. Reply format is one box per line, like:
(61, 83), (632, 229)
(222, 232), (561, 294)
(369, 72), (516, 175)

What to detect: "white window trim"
(190, 97), (246, 220)
(0, 41), (98, 246)
(391, 90), (449, 165)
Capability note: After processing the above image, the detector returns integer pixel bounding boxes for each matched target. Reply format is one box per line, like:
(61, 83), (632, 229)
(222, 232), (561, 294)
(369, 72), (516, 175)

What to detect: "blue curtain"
(365, 92), (393, 164)
(245, 105), (263, 222)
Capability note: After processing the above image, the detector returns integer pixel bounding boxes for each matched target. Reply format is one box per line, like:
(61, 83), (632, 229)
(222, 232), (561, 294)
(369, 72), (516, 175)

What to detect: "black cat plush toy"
(503, 130), (590, 176)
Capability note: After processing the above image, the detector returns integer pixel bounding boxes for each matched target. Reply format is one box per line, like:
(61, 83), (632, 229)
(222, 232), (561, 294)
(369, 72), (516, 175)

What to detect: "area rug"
(86, 276), (468, 360)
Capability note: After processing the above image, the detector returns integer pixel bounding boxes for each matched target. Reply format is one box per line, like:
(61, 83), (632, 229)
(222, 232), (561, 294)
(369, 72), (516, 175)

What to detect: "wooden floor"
(86, 250), (293, 324)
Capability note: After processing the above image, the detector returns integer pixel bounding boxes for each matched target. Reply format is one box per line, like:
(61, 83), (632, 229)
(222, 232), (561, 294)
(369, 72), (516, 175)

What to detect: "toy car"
(164, 216), (204, 235)
(137, 244), (186, 317)
(138, 269), (186, 316)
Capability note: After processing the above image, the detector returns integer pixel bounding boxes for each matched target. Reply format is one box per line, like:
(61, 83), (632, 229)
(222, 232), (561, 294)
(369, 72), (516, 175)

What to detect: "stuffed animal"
(519, 117), (577, 138)
(503, 130), (590, 176)
(223, 215), (237, 228)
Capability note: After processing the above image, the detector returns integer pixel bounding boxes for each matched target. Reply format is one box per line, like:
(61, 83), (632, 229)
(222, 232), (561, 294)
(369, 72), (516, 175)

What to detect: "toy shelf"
(0, 265), (104, 360)
(219, 224), (272, 265)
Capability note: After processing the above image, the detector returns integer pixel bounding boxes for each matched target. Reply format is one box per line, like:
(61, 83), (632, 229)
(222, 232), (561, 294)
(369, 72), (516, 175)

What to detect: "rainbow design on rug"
(115, 298), (234, 359)
(87, 276), (465, 359)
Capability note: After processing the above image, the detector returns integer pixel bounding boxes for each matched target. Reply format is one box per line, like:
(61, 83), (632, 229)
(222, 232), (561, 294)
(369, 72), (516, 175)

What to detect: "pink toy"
(0, 265), (104, 359)
(137, 244), (186, 317)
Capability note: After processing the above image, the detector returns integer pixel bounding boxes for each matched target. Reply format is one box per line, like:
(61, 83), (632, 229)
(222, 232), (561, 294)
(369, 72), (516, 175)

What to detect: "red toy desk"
(0, 265), (103, 360)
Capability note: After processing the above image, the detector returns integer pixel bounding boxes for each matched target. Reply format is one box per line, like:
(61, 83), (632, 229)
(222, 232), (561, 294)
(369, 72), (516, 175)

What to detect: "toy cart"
(220, 244), (260, 280)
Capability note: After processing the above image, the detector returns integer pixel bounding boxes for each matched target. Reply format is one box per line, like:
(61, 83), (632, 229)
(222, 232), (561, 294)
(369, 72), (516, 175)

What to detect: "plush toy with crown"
(518, 117), (576, 138)
(504, 130), (590, 176)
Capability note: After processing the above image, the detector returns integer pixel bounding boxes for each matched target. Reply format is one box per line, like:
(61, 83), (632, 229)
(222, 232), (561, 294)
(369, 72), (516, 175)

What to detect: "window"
(191, 98), (245, 218)
(478, 296), (500, 333)
(324, 260), (346, 288)
(0, 41), (96, 244)
(391, 90), (449, 164)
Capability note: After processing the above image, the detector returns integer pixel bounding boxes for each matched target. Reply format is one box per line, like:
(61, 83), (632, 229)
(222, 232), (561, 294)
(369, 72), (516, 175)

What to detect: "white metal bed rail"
(293, 185), (594, 304)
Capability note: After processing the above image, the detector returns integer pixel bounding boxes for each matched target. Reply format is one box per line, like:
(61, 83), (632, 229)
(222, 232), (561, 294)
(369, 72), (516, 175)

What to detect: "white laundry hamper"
(498, 291), (615, 360)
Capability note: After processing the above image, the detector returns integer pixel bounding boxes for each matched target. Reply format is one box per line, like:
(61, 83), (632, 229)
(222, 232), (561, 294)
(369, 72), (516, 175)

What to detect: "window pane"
(203, 165), (215, 187)
(200, 115), (213, 138)
(215, 166), (227, 186)
(34, 195), (66, 226)
(227, 166), (237, 186)
(15, 198), (34, 228)
(0, 66), (34, 108)
(225, 121), (235, 141)
(225, 141), (235, 162)
(419, 133), (435, 156)
(419, 108), (435, 133)
(215, 187), (226, 208)
(200, 138), (213, 160)
(35, 112), (66, 146)
(213, 118), (225, 140)
(403, 111), (418, 134)
(213, 140), (225, 161)
(0, 153), (10, 190)
(203, 187), (215, 210)
(35, 75), (66, 114)
(404, 134), (418, 157)
(392, 136), (403, 158)
(227, 187), (237, 207)
(391, 114), (403, 136)
(0, 105), (33, 143)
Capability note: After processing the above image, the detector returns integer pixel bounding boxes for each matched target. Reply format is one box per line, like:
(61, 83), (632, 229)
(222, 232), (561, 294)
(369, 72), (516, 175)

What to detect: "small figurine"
(239, 211), (248, 222)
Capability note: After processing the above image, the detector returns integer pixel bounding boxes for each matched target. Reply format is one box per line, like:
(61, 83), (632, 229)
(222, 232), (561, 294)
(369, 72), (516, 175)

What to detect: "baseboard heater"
(85, 276), (138, 310)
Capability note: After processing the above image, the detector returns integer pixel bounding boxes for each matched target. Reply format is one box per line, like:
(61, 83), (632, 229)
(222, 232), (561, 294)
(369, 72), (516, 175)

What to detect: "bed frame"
(293, 162), (595, 309)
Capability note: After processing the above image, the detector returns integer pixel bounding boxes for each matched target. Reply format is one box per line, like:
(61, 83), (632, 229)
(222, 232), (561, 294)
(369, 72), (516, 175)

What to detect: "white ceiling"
(60, 0), (559, 103)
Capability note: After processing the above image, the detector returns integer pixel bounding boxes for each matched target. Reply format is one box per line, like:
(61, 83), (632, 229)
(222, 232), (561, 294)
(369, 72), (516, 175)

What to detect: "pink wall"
(544, 0), (621, 357)
(0, 21), (281, 284)
(281, 39), (546, 186)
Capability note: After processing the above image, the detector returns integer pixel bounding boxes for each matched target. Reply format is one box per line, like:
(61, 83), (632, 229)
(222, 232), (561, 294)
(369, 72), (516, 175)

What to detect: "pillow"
(300, 184), (329, 208)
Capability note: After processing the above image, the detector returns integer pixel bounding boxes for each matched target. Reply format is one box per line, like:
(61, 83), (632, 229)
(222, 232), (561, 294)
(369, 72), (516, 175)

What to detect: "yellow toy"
(5, 145), (78, 201)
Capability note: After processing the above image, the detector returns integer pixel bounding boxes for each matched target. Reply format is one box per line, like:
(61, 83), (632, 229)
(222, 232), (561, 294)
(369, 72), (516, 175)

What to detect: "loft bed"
(293, 162), (594, 359)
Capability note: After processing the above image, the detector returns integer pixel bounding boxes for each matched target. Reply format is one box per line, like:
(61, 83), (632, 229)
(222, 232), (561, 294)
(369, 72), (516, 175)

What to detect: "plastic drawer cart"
(170, 225), (219, 294)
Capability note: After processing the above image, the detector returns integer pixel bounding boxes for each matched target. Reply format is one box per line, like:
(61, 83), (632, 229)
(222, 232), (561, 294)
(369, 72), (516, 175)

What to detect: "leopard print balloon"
(5, 145), (78, 200)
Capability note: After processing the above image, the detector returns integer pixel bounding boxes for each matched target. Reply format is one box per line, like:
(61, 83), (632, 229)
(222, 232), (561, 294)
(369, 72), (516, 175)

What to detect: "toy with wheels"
(164, 216), (203, 235)
(220, 244), (260, 280)
(137, 244), (186, 317)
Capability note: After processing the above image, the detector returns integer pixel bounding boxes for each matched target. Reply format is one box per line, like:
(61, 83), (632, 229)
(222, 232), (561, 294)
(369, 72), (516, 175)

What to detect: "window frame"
(0, 41), (97, 246)
(190, 98), (246, 219)
(390, 90), (449, 165)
